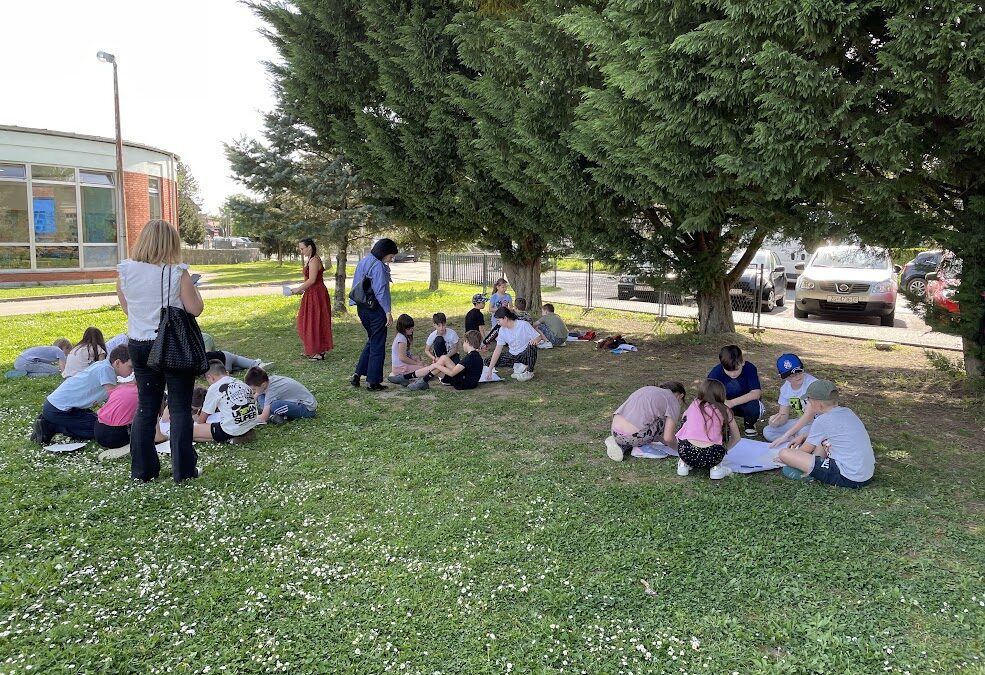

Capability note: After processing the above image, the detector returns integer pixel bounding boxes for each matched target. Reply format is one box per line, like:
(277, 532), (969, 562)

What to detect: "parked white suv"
(794, 245), (899, 327)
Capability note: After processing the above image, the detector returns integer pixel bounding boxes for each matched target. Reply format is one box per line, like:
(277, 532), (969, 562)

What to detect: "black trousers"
(128, 339), (197, 483)
(94, 421), (131, 449)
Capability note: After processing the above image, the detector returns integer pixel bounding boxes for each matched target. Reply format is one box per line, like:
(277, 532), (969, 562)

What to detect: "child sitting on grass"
(675, 378), (741, 480)
(465, 293), (488, 344)
(532, 303), (568, 348)
(514, 297), (532, 322)
(407, 329), (484, 391)
(244, 366), (317, 424)
(62, 327), (108, 378)
(388, 314), (426, 385)
(424, 313), (459, 362)
(763, 353), (817, 444)
(775, 379), (875, 488)
(708, 344), (764, 437)
(14, 339), (72, 376)
(31, 345), (132, 445)
(605, 382), (686, 462)
(193, 361), (259, 444)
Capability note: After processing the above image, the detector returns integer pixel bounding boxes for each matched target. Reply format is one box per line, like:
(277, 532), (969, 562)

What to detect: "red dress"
(297, 257), (334, 356)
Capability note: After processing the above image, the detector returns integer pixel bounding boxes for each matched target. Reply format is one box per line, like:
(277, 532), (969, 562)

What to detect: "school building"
(0, 125), (178, 285)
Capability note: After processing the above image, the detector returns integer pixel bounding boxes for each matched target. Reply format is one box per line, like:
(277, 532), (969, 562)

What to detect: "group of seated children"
(28, 337), (313, 454)
(387, 312), (485, 391)
(604, 344), (875, 488)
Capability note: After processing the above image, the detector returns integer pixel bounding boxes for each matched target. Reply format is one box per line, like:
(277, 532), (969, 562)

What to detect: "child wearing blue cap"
(763, 353), (817, 443)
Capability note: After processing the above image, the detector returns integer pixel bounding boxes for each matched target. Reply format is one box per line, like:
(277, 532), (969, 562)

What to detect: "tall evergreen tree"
(176, 161), (207, 247)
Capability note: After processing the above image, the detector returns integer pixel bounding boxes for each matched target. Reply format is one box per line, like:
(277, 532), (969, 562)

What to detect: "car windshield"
(729, 251), (770, 267)
(811, 249), (888, 269)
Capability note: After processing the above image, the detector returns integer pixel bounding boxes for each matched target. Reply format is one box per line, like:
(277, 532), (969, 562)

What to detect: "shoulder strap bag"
(147, 265), (209, 375)
(348, 257), (380, 310)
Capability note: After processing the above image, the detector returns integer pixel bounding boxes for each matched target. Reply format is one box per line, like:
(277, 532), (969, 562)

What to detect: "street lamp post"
(97, 51), (127, 259)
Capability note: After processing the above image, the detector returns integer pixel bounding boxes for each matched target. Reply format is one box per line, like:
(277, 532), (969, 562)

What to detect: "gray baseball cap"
(805, 379), (838, 401)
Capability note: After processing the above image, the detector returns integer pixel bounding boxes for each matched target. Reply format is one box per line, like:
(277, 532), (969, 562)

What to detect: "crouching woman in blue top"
(349, 238), (398, 391)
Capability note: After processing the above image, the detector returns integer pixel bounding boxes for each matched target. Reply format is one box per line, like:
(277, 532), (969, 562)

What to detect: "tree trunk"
(334, 241), (349, 314)
(963, 336), (983, 379)
(502, 256), (543, 312)
(428, 241), (440, 291)
(696, 279), (736, 334)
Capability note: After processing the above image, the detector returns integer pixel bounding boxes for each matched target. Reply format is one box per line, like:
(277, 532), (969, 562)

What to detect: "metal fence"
(438, 254), (768, 326)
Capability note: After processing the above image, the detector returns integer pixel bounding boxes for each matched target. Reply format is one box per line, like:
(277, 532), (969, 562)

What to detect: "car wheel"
(760, 288), (776, 313)
(794, 306), (808, 319)
(906, 277), (927, 296)
(880, 312), (895, 327)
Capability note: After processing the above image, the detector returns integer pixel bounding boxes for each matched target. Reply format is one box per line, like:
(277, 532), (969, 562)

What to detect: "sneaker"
(367, 383), (388, 392)
(536, 342), (554, 349)
(604, 435), (625, 462)
(744, 426), (758, 437)
(408, 378), (430, 391)
(268, 413), (287, 425)
(782, 466), (814, 481)
(230, 429), (257, 444)
(258, 361), (274, 370)
(30, 416), (52, 445)
(677, 459), (691, 476)
(513, 363), (528, 375)
(350, 374), (361, 388)
(514, 371), (534, 382)
(97, 444), (131, 461)
(709, 464), (733, 480)
(194, 467), (204, 479)
(387, 374), (412, 386)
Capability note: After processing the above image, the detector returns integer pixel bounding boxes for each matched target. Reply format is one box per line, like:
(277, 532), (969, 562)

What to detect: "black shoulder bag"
(348, 258), (380, 310)
(147, 265), (209, 375)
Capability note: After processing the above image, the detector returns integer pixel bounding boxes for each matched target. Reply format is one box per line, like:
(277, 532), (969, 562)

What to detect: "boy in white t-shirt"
(775, 380), (875, 488)
(193, 361), (259, 444)
(424, 313), (459, 362)
(763, 353), (817, 443)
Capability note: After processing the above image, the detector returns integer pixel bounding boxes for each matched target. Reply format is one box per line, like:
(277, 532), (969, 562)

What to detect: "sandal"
(308, 353), (325, 361)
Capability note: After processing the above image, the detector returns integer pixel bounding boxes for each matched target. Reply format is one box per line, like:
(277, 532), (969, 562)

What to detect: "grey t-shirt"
(807, 406), (875, 482)
(18, 346), (66, 364)
(266, 375), (317, 411)
(539, 313), (568, 339)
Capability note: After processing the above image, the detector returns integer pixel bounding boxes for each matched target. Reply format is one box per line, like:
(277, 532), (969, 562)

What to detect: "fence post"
(482, 255), (489, 294)
(554, 257), (558, 289)
(586, 259), (593, 309)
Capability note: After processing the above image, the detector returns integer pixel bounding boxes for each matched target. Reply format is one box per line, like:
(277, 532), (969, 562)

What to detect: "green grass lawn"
(0, 261), (359, 300)
(0, 282), (982, 673)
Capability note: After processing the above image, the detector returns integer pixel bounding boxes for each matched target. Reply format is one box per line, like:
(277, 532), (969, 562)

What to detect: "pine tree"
(176, 161), (207, 247)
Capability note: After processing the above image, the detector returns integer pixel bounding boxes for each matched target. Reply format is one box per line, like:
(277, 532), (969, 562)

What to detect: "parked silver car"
(794, 245), (900, 326)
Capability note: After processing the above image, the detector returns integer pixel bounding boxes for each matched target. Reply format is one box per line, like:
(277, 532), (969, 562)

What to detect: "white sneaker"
(605, 436), (624, 462)
(514, 371), (534, 382)
(513, 363), (528, 375)
(536, 342), (554, 349)
(677, 459), (690, 476)
(258, 361), (274, 369)
(710, 464), (733, 480)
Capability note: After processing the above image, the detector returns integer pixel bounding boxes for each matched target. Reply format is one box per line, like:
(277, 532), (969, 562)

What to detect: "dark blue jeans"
(129, 339), (197, 483)
(355, 305), (388, 385)
(732, 399), (765, 428)
(42, 400), (96, 440)
(257, 394), (316, 421)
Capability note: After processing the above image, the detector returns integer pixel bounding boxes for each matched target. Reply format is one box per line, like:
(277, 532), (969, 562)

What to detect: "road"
(0, 262), (962, 350)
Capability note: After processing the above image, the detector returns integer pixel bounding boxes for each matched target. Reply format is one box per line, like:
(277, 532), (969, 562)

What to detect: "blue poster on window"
(33, 197), (56, 235)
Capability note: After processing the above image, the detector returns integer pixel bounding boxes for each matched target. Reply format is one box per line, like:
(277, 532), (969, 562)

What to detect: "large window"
(148, 176), (162, 220)
(0, 162), (119, 271)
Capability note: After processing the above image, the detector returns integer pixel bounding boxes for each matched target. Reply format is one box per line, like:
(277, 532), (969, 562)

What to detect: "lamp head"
(96, 51), (116, 64)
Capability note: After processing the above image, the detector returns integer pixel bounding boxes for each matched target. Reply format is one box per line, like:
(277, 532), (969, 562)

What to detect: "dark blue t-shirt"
(708, 361), (762, 400)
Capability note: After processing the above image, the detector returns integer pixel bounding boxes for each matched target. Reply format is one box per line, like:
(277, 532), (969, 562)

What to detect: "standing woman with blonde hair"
(288, 238), (333, 360)
(117, 219), (204, 483)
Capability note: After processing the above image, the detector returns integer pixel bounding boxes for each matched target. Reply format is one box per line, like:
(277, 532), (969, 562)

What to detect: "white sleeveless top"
(117, 261), (187, 340)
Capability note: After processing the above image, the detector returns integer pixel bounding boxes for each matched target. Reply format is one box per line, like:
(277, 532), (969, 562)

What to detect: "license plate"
(826, 295), (859, 304)
(729, 288), (744, 296)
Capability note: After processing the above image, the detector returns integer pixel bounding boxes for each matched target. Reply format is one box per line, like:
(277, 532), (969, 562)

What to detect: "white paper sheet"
(720, 438), (783, 474)
(44, 442), (86, 453)
(480, 366), (505, 383)
(155, 441), (171, 455)
(160, 412), (219, 437)
(282, 285), (292, 297)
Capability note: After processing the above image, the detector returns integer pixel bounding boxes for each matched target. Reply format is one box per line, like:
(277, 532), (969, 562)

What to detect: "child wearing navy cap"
(764, 353), (817, 444)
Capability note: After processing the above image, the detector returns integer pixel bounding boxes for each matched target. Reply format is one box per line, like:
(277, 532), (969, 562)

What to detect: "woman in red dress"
(290, 238), (334, 360)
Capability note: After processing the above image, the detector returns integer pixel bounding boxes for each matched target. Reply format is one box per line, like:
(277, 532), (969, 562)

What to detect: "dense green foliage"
(176, 161), (207, 247)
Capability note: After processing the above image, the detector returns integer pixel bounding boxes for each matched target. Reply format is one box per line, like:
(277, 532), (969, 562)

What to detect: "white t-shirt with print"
(426, 328), (459, 353)
(807, 406), (875, 482)
(203, 375), (259, 436)
(778, 373), (817, 418)
(496, 320), (540, 356)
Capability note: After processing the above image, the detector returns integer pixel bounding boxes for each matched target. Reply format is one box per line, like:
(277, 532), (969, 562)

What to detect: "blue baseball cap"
(472, 293), (489, 304)
(776, 353), (804, 377)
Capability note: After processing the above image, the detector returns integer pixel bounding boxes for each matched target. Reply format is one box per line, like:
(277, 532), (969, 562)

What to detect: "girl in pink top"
(675, 379), (740, 479)
(94, 383), (138, 449)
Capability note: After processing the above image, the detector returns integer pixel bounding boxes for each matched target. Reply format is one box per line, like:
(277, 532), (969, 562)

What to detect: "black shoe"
(367, 383), (388, 391)
(268, 413), (287, 425)
(30, 416), (52, 445)
(350, 374), (361, 387)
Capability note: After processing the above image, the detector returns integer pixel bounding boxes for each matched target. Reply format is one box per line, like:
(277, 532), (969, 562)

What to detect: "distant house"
(0, 125), (178, 285)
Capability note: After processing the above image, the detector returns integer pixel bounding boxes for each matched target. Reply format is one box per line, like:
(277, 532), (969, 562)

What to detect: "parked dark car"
(616, 268), (687, 304)
(900, 249), (942, 296)
(729, 249), (786, 312)
(393, 250), (417, 263)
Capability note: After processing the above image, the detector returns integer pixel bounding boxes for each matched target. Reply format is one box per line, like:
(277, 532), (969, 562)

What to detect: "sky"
(0, 0), (280, 212)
